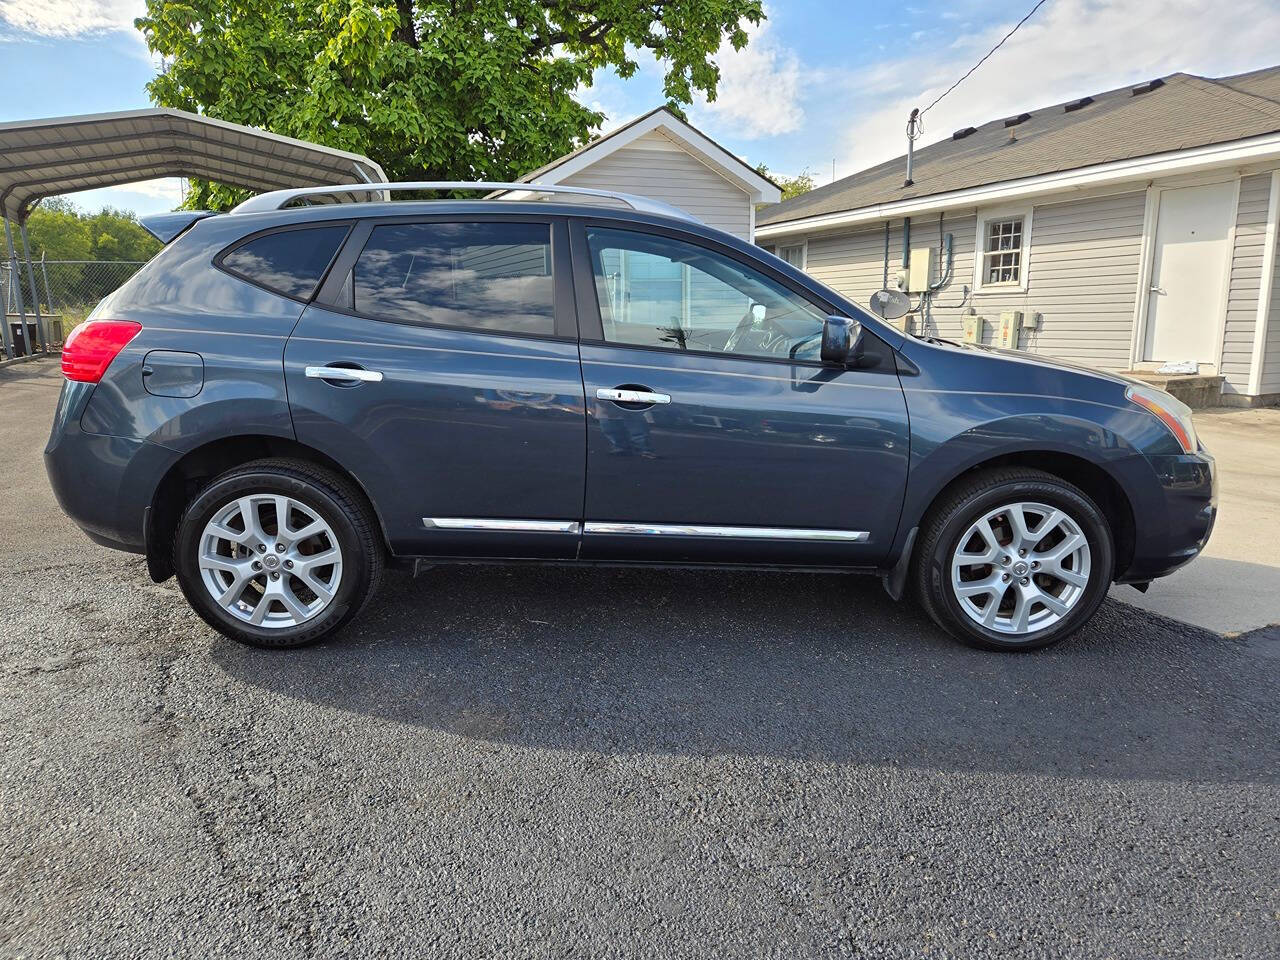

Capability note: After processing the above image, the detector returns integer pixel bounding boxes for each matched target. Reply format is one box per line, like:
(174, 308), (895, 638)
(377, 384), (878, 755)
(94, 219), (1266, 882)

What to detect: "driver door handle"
(596, 387), (671, 405)
(305, 365), (384, 383)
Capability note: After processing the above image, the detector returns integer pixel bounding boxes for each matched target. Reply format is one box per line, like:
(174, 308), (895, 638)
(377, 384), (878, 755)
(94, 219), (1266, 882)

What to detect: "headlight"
(1125, 383), (1198, 454)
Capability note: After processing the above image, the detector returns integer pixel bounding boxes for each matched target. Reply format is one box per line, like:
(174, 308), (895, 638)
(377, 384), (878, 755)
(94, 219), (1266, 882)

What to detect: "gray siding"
(559, 130), (752, 240)
(1222, 174), (1271, 395)
(792, 189), (1148, 371)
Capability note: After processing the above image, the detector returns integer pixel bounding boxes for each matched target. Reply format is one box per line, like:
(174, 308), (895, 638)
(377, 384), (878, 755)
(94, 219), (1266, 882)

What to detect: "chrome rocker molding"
(583, 522), (869, 541)
(423, 518), (869, 542)
(423, 518), (581, 534)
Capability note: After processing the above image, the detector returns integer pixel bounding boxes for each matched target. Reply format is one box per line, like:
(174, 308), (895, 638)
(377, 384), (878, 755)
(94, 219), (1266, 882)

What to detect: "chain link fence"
(2, 259), (148, 359)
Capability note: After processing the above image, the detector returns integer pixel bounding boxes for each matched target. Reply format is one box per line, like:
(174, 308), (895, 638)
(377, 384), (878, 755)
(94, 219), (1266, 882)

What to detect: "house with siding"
(497, 106), (781, 242)
(756, 67), (1280, 406)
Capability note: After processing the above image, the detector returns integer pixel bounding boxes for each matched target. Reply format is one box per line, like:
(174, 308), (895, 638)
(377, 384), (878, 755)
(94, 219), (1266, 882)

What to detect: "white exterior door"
(1142, 181), (1235, 366)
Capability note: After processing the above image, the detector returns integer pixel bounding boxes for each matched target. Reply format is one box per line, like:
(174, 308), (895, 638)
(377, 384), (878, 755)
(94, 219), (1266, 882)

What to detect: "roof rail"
(229, 181), (700, 223)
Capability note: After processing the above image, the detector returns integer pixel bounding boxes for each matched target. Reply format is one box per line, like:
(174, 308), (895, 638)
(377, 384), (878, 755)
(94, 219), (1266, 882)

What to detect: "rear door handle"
(305, 365), (384, 383)
(596, 387), (671, 405)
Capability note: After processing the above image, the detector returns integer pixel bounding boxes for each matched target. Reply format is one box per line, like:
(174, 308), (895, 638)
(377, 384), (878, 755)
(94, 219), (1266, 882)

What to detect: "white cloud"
(692, 15), (803, 140)
(837, 0), (1280, 173)
(0, 0), (144, 36)
(55, 178), (184, 216)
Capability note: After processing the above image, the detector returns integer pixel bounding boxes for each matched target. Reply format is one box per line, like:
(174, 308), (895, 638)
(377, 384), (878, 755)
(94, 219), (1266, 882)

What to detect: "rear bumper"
(44, 383), (177, 555)
(1116, 449), (1217, 583)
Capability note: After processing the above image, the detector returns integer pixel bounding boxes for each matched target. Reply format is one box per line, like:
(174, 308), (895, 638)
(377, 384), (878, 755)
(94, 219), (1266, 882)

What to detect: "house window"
(778, 243), (806, 270)
(975, 210), (1031, 291)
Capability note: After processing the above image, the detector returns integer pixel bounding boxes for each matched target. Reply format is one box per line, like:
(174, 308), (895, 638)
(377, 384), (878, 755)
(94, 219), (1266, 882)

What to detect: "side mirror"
(821, 316), (863, 366)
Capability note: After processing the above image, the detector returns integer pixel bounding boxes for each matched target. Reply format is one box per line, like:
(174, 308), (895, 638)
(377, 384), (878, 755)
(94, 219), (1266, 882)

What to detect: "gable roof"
(513, 106), (781, 204)
(758, 66), (1280, 230)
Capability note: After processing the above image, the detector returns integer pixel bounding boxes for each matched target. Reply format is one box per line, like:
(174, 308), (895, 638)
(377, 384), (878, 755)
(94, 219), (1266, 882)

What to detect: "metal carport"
(0, 108), (387, 362)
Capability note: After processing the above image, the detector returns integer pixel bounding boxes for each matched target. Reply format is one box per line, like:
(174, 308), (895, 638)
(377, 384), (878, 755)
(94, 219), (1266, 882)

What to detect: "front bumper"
(1116, 448), (1217, 583)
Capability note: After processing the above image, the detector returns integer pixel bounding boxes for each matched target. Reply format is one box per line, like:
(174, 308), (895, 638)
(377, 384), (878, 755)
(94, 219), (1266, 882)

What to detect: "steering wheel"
(724, 303), (788, 355)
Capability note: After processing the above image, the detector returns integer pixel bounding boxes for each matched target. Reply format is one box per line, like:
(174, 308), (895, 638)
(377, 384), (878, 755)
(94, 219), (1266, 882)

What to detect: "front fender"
(891, 390), (1170, 562)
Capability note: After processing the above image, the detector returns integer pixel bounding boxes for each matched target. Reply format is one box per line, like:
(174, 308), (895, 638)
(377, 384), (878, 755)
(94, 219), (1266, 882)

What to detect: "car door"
(571, 221), (910, 566)
(283, 215), (585, 558)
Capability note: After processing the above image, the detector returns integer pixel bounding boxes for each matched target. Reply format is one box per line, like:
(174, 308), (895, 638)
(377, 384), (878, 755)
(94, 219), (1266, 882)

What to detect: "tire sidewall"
(174, 470), (367, 648)
(927, 479), (1114, 651)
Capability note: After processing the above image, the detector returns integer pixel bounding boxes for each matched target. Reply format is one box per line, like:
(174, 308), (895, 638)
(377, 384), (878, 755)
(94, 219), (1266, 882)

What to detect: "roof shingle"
(758, 67), (1280, 227)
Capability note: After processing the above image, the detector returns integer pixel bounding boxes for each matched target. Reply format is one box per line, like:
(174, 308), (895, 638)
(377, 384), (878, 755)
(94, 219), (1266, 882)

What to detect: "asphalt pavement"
(2, 358), (1277, 959)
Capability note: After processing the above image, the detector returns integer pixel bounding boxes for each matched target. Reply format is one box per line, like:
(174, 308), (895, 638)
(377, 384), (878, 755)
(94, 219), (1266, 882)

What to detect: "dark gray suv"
(45, 183), (1216, 651)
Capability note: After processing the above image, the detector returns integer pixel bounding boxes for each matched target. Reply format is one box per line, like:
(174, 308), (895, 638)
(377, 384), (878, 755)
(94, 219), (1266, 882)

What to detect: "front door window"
(586, 227), (829, 363)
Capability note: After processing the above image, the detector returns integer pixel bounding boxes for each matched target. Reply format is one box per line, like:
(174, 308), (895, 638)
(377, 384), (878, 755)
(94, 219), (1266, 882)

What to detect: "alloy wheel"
(198, 494), (343, 629)
(949, 501), (1092, 637)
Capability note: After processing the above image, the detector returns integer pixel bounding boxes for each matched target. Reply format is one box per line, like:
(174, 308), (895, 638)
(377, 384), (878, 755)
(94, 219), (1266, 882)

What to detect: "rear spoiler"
(139, 210), (217, 244)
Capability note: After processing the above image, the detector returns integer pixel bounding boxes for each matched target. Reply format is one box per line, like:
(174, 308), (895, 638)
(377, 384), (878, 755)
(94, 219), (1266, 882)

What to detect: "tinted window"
(221, 225), (349, 300)
(586, 227), (828, 362)
(352, 222), (554, 336)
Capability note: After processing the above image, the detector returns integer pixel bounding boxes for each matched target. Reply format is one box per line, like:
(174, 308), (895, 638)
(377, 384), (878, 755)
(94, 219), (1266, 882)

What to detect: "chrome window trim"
(582, 522), (869, 542)
(423, 518), (581, 534)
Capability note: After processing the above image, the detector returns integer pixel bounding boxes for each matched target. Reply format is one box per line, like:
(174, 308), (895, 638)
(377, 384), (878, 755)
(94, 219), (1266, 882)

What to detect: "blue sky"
(3, 0), (1280, 216)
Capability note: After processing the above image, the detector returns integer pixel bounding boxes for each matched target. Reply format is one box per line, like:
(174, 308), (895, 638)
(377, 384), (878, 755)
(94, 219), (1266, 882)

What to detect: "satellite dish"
(868, 288), (911, 320)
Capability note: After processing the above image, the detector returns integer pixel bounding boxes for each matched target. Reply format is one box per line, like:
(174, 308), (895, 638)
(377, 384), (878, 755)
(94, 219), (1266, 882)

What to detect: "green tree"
(85, 209), (162, 262)
(755, 164), (815, 202)
(21, 198), (93, 261)
(136, 0), (764, 210)
(22, 200), (161, 262)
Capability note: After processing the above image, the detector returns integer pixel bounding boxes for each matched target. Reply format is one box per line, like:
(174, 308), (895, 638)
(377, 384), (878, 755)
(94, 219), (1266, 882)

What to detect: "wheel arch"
(145, 434), (392, 583)
(900, 447), (1137, 583)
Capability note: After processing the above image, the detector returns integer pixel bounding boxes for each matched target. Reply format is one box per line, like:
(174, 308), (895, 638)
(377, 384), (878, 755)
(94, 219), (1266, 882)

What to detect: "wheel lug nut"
(252, 561), (261, 570)
(257, 544), (266, 553)
(1018, 548), (1026, 557)
(1001, 555), (1010, 564)
(1002, 574), (1010, 582)
(284, 560), (293, 568)
(1020, 577), (1029, 585)
(270, 572), (280, 580)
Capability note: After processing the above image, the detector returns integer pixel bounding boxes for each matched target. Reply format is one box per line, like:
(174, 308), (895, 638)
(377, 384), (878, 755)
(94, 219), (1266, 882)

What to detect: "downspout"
(882, 222), (890, 289)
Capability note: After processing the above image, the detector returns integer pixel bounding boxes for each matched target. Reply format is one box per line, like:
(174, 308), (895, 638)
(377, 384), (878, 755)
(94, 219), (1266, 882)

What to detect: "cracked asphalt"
(2, 358), (1278, 959)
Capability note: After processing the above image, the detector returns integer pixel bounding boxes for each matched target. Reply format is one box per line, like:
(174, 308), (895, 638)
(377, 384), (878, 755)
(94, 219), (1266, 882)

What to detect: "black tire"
(173, 458), (383, 649)
(912, 467), (1114, 652)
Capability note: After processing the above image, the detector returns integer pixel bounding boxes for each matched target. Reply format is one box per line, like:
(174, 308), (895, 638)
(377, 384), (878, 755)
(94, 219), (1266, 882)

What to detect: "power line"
(919, 0), (1049, 117)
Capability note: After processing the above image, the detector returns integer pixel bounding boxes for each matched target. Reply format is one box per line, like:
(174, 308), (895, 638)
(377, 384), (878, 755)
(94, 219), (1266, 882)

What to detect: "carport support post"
(18, 223), (47, 354)
(1, 219), (19, 360)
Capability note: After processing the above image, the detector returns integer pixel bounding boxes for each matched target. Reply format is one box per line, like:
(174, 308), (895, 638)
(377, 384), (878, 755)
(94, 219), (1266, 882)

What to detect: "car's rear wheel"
(173, 459), (382, 648)
(913, 468), (1114, 651)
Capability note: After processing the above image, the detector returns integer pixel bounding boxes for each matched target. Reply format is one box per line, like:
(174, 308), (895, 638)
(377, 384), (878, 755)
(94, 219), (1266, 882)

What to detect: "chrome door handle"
(596, 387), (671, 405)
(305, 365), (384, 383)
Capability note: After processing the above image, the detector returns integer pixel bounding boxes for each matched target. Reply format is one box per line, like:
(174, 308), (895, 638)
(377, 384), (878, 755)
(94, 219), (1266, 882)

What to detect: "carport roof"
(0, 108), (388, 222)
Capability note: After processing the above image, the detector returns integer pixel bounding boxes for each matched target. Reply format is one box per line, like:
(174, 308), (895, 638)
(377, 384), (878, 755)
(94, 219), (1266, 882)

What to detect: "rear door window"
(350, 222), (555, 337)
(219, 225), (350, 300)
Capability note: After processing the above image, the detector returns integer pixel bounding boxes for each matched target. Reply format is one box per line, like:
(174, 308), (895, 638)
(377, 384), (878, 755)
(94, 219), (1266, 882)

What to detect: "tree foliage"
(136, 0), (765, 210)
(755, 164), (815, 202)
(22, 198), (160, 262)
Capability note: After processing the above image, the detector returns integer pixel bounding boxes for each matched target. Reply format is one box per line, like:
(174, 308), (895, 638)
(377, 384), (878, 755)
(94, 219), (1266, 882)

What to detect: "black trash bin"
(6, 321), (40, 358)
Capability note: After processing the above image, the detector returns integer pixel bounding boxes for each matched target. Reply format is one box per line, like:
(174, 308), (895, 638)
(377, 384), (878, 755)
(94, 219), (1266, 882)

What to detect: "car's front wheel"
(913, 468), (1114, 651)
(173, 459), (383, 648)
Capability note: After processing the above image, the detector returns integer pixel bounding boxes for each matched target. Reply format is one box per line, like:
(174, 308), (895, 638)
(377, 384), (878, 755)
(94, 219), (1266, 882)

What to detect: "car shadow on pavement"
(212, 564), (1278, 783)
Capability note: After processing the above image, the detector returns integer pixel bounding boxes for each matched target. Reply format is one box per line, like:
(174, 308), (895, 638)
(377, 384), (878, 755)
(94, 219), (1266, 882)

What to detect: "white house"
(755, 67), (1280, 407)
(501, 106), (780, 242)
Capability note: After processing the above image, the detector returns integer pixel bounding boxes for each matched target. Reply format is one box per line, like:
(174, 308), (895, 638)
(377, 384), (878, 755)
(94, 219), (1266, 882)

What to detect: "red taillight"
(61, 320), (142, 383)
